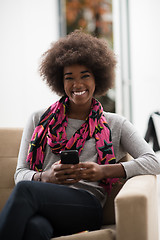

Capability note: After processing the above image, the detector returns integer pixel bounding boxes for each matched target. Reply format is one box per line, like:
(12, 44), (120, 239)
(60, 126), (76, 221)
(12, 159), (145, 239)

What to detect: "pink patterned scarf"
(26, 96), (118, 191)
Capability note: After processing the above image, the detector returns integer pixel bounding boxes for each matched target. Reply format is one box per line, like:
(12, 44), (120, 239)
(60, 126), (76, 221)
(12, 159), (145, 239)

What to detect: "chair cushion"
(52, 228), (115, 240)
(0, 157), (17, 188)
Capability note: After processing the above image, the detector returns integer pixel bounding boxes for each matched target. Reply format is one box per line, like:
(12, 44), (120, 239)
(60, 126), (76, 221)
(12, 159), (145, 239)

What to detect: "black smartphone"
(60, 150), (79, 164)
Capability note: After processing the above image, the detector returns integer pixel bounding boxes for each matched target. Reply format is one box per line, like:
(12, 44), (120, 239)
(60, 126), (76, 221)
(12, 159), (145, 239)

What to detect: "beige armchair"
(0, 128), (159, 240)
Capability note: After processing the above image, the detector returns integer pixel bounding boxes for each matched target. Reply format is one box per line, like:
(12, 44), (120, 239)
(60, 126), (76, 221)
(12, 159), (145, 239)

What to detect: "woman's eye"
(82, 74), (90, 79)
(64, 77), (73, 80)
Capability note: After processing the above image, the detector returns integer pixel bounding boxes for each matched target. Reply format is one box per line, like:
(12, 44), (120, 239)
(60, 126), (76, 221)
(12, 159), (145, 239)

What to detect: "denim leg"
(23, 214), (53, 240)
(0, 181), (103, 239)
(0, 181), (40, 240)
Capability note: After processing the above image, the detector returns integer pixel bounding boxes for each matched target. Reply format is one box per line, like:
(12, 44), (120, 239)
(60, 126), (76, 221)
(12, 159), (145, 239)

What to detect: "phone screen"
(60, 150), (79, 164)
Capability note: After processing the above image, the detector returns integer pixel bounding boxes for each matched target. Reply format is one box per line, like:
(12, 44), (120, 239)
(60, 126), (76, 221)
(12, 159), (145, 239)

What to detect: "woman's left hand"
(77, 162), (105, 182)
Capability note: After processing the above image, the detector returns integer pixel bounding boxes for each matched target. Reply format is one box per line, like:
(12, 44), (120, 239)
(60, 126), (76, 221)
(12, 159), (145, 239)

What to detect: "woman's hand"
(33, 161), (125, 184)
(41, 161), (81, 185)
(41, 162), (106, 184)
(78, 162), (105, 182)
(78, 162), (126, 181)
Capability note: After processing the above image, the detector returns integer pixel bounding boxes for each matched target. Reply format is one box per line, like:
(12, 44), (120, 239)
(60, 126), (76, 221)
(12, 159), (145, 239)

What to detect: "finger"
(55, 169), (81, 180)
(79, 168), (97, 180)
(78, 162), (94, 169)
(54, 163), (78, 171)
(55, 167), (78, 177)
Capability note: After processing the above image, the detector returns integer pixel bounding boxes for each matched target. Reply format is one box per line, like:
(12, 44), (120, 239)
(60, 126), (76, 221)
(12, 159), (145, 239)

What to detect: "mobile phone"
(60, 150), (79, 164)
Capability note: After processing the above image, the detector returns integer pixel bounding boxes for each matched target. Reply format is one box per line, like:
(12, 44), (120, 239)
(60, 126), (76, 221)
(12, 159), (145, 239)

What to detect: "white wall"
(130, 0), (160, 136)
(0, 0), (60, 128)
(1, 0), (160, 136)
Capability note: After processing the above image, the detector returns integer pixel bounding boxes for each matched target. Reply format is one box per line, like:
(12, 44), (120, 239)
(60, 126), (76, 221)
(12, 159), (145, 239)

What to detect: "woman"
(0, 30), (160, 240)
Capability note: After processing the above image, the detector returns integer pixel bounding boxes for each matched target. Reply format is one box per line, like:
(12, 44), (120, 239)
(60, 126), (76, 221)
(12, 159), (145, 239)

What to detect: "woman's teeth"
(73, 91), (86, 96)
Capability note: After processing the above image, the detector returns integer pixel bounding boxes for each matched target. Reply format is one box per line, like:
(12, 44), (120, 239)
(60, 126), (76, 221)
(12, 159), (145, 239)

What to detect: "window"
(59, 0), (115, 113)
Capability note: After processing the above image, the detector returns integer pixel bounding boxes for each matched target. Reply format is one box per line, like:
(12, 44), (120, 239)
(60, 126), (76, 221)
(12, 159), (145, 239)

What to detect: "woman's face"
(63, 64), (95, 107)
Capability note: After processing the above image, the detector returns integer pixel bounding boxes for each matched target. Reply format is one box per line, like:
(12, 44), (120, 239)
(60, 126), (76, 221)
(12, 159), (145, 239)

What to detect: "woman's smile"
(73, 90), (87, 96)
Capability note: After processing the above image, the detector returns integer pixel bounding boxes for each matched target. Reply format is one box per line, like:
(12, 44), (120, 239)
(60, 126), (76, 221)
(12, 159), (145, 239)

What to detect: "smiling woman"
(0, 29), (160, 240)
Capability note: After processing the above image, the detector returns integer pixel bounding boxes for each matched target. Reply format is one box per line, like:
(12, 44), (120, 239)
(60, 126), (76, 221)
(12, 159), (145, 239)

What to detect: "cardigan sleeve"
(14, 110), (44, 184)
(120, 118), (160, 179)
(104, 112), (160, 179)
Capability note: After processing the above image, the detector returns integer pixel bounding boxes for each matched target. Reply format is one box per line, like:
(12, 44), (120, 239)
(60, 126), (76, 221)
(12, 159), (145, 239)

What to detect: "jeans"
(0, 181), (103, 240)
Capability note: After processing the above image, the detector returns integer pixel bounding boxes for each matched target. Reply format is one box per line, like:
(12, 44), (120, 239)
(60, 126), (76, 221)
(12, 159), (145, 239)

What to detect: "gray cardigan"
(14, 110), (160, 207)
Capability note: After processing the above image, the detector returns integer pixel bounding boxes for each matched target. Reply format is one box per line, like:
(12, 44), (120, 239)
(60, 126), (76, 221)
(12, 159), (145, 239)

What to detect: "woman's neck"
(68, 102), (92, 120)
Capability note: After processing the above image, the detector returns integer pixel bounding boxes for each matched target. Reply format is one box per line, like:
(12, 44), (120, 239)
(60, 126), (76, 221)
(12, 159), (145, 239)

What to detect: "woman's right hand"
(40, 161), (81, 185)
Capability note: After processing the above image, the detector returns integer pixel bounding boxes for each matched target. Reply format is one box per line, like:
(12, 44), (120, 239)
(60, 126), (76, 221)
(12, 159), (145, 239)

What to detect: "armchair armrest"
(115, 175), (158, 240)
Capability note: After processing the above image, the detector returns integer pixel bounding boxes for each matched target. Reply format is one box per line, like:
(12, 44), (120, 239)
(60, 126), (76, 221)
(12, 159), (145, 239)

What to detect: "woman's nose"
(73, 78), (83, 87)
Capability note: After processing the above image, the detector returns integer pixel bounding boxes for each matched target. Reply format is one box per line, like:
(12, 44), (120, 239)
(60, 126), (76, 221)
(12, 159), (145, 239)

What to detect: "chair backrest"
(0, 128), (23, 211)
